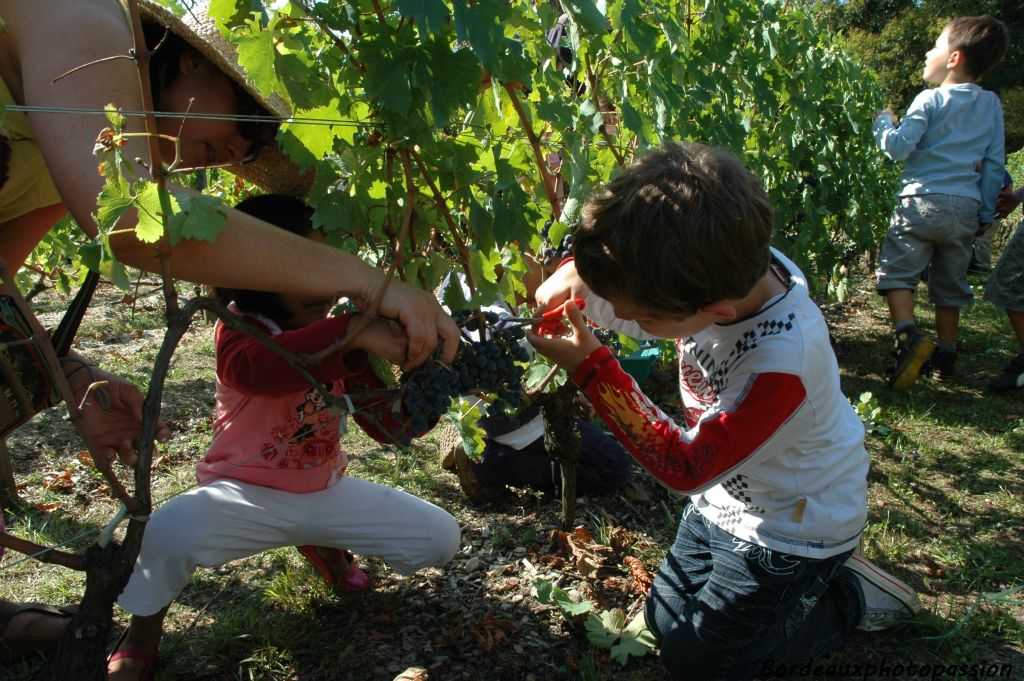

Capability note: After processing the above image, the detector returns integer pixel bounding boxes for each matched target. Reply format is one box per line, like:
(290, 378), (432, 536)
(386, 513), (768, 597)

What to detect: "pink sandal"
(107, 627), (156, 681)
(296, 545), (371, 592)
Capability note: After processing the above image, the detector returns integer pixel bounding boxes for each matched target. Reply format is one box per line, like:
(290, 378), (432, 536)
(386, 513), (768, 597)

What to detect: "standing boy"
(873, 15), (1010, 388)
(529, 142), (920, 680)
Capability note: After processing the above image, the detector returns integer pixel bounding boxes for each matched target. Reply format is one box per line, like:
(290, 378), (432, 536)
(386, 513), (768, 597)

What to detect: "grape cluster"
(539, 220), (575, 267)
(593, 327), (623, 353)
(398, 310), (531, 439)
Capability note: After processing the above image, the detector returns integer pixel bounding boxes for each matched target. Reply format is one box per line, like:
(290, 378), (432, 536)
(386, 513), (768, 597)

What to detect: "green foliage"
(449, 399), (488, 461)
(827, 263), (849, 303)
(535, 577), (596, 616)
(183, 0), (891, 301)
(535, 578), (655, 665)
(852, 390), (891, 436)
(584, 608), (657, 665)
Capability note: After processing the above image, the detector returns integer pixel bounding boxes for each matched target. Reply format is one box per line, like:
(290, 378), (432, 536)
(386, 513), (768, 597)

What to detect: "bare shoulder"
(4, 0), (141, 110)
(1, 0), (133, 76)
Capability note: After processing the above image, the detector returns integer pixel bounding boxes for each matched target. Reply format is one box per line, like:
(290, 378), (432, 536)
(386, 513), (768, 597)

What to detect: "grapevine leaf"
(562, 0), (611, 35)
(314, 191), (370, 240)
(207, 0), (258, 28)
(554, 589), (594, 616)
(394, 0), (449, 37)
(453, 405), (488, 462)
(525, 357), (565, 391)
(609, 610), (657, 665)
(441, 273), (469, 311)
(276, 126), (319, 170)
(420, 42), (480, 125)
(235, 19), (283, 101)
(618, 98), (646, 141)
(362, 39), (415, 118)
(132, 182), (170, 244)
(290, 103), (343, 161)
(534, 578), (554, 604)
(78, 240), (102, 275)
(276, 52), (332, 111)
(94, 184), (134, 234)
(491, 150), (536, 246)
(451, 0), (506, 74)
(468, 248), (501, 289)
(585, 609), (623, 648)
(536, 93), (576, 132)
(617, 0), (657, 53)
(467, 196), (495, 254)
(166, 193), (227, 245)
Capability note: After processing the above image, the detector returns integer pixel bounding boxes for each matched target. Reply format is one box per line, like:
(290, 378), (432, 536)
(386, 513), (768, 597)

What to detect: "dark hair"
(143, 23), (278, 151)
(215, 195), (316, 322)
(574, 141), (774, 316)
(945, 15), (1010, 80)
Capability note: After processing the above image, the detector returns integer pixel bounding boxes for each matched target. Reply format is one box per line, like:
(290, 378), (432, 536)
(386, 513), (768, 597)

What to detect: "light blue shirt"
(873, 83), (1005, 223)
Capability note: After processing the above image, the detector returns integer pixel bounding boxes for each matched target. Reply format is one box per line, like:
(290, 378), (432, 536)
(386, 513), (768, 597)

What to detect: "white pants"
(118, 477), (461, 616)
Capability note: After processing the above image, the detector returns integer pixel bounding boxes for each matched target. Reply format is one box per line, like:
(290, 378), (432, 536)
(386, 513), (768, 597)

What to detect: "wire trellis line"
(1, 104), (615, 152)
(4, 104), (368, 127)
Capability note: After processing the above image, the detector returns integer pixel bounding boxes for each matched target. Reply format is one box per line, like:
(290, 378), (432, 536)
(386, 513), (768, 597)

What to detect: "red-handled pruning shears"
(504, 297), (586, 336)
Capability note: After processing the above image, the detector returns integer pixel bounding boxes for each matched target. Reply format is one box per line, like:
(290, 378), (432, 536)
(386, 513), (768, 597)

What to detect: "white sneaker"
(845, 554), (921, 631)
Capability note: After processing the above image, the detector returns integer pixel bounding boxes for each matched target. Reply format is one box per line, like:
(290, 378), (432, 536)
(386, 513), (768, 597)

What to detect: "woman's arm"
(3, 0), (458, 367)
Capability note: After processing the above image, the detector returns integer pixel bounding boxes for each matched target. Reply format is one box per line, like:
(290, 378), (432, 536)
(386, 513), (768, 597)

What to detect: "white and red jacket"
(197, 307), (413, 493)
(575, 250), (867, 558)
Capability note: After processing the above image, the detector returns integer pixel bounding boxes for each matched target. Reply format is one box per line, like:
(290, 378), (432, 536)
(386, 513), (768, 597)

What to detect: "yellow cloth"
(0, 51), (64, 224)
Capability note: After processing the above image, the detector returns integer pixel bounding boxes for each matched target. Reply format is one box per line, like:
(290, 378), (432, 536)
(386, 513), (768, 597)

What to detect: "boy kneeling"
(530, 142), (920, 680)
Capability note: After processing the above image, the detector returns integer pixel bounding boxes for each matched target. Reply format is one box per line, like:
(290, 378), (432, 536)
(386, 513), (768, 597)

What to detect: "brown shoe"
(451, 444), (507, 502)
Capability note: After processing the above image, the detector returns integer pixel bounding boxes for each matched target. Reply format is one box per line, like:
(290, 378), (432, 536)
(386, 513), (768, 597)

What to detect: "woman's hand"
(376, 280), (460, 370)
(527, 300), (601, 374)
(533, 260), (589, 313)
(67, 363), (171, 467)
(346, 316), (408, 366)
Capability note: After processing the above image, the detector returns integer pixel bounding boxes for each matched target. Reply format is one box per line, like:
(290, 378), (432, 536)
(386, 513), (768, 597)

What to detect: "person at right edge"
(529, 141), (921, 681)
(873, 15), (1010, 389)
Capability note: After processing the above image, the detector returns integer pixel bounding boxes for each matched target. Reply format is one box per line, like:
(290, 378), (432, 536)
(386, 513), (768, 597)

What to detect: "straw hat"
(136, 0), (314, 198)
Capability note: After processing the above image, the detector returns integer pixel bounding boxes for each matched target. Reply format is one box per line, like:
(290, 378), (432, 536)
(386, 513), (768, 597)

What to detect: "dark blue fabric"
(470, 418), (631, 495)
(645, 503), (863, 681)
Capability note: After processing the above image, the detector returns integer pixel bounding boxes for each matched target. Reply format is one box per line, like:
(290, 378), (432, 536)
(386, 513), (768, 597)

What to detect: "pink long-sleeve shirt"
(197, 310), (414, 493)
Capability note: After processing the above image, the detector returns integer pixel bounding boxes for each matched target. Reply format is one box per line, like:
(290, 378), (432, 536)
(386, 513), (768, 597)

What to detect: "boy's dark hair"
(946, 15), (1010, 80)
(574, 141), (774, 316)
(215, 195), (316, 322)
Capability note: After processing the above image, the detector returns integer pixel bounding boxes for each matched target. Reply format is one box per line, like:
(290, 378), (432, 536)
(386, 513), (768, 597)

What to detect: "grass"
(2, 262), (1024, 680)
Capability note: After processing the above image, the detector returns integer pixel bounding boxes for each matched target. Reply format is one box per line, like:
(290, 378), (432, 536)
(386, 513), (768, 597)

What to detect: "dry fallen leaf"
(42, 469), (76, 493)
(624, 556), (654, 594)
(34, 502), (60, 513)
(607, 526), (634, 551)
(551, 526), (613, 578)
(392, 667), (428, 681)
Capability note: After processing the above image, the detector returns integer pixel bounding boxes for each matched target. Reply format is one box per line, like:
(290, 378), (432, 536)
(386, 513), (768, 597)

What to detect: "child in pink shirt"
(108, 195), (460, 681)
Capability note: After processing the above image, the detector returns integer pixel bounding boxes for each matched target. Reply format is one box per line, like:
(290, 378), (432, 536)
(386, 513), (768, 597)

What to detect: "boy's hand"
(533, 260), (589, 313)
(527, 299), (601, 373)
(874, 108), (897, 124)
(995, 185), (1022, 220)
(347, 316), (408, 366)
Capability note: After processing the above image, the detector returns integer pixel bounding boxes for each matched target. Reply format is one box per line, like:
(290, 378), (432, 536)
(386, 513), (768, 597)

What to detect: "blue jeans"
(645, 503), (863, 681)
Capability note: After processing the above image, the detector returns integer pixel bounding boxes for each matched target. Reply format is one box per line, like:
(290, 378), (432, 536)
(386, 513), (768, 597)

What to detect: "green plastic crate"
(617, 345), (661, 386)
